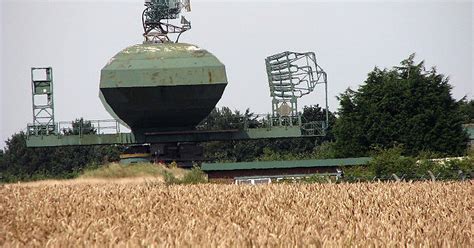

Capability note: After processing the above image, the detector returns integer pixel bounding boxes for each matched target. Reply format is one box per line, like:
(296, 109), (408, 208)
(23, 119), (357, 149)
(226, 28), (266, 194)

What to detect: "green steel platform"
(26, 124), (320, 147)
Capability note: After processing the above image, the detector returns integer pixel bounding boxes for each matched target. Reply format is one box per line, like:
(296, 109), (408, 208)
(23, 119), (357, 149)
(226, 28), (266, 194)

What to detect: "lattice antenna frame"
(29, 67), (56, 135)
(265, 51), (328, 129)
(142, 0), (192, 43)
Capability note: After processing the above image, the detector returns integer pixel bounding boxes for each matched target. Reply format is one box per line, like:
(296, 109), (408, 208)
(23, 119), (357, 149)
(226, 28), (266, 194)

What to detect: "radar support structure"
(265, 51), (329, 134)
(28, 67), (56, 135)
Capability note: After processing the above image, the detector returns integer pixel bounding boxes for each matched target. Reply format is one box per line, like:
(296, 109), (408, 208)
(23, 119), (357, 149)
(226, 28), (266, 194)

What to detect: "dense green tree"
(0, 132), (121, 182)
(333, 54), (469, 157)
(199, 107), (262, 130)
(63, 118), (97, 135)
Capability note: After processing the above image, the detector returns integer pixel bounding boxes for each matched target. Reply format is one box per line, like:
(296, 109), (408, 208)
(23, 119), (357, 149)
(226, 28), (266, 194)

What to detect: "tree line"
(1, 55), (473, 182)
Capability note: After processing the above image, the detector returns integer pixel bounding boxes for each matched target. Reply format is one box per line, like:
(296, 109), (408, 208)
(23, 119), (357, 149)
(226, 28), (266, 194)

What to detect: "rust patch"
(208, 71), (213, 82)
(192, 50), (205, 57)
(151, 72), (159, 81)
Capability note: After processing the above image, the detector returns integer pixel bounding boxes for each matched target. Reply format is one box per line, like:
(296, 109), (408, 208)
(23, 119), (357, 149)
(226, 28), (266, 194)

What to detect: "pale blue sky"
(1, 0), (473, 148)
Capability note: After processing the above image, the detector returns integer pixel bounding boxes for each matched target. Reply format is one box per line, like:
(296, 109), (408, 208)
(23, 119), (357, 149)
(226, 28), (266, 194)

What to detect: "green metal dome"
(99, 43), (228, 134)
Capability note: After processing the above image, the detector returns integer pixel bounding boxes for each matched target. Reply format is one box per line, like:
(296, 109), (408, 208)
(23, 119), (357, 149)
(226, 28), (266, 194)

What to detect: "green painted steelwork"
(99, 42), (227, 134)
(26, 133), (135, 147)
(100, 43), (226, 88)
(28, 67), (56, 135)
(201, 157), (372, 171)
(143, 126), (304, 143)
(25, 126), (310, 147)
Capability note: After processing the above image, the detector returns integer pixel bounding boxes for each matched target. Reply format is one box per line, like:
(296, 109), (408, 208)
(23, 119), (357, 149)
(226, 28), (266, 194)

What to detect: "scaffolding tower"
(28, 67), (56, 135)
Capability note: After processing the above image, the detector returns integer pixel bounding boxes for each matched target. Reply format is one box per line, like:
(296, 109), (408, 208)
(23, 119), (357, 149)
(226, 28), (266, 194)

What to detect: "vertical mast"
(30, 67), (56, 135)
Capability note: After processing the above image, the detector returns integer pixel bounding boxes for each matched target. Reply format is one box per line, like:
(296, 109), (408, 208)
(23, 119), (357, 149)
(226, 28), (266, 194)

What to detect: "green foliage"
(164, 167), (207, 185)
(343, 146), (474, 181)
(163, 171), (180, 184)
(63, 118), (97, 135)
(368, 146), (417, 178)
(416, 156), (474, 180)
(416, 150), (445, 160)
(342, 166), (374, 182)
(0, 132), (121, 182)
(256, 141), (338, 162)
(310, 142), (338, 159)
(334, 54), (469, 157)
(257, 147), (307, 161)
(203, 140), (260, 162)
(302, 174), (333, 183)
(199, 107), (258, 130)
(256, 147), (281, 161)
(180, 167), (207, 184)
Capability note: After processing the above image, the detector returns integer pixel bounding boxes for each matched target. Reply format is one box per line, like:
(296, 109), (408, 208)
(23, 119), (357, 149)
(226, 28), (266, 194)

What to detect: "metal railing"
(196, 113), (327, 136)
(28, 114), (327, 137)
(27, 119), (130, 137)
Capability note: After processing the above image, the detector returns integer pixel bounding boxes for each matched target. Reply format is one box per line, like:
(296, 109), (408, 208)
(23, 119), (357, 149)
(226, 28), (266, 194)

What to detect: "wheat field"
(0, 181), (472, 247)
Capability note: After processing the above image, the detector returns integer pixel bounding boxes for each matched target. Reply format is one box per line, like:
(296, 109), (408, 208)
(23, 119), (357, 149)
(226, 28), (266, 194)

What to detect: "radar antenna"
(142, 0), (192, 43)
(265, 51), (329, 131)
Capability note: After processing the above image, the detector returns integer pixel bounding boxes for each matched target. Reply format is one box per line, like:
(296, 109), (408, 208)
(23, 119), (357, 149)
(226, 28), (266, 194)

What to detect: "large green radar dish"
(99, 43), (227, 134)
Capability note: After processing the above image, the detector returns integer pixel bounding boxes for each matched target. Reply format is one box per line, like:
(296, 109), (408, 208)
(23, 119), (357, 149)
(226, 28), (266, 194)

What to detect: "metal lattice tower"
(142, 0), (191, 43)
(265, 51), (328, 127)
(30, 67), (56, 135)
